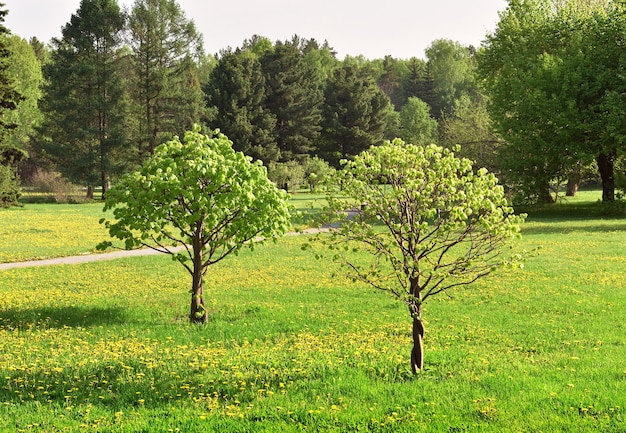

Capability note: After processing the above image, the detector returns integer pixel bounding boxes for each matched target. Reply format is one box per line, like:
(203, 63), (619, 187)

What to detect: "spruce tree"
(128, 0), (205, 157)
(260, 39), (323, 161)
(204, 48), (279, 164)
(320, 63), (390, 167)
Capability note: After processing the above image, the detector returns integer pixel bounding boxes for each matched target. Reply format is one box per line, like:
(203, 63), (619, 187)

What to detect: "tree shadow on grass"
(0, 305), (129, 330)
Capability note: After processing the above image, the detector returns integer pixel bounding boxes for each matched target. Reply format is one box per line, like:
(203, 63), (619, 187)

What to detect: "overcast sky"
(3, 0), (508, 59)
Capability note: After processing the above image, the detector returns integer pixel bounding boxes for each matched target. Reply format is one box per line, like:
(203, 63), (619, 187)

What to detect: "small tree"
(98, 127), (291, 323)
(313, 139), (525, 373)
(302, 156), (334, 192)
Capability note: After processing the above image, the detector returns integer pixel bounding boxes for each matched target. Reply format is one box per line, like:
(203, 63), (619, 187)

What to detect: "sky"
(3, 0), (508, 60)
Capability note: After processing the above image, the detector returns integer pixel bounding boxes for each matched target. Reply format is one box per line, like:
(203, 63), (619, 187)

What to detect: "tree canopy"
(99, 127), (292, 323)
(477, 0), (626, 202)
(313, 139), (525, 372)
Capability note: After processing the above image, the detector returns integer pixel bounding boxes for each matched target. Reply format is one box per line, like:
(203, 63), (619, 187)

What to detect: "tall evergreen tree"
(0, 3), (26, 206)
(260, 39), (323, 161)
(39, 0), (128, 198)
(377, 55), (406, 110)
(403, 56), (440, 118)
(320, 63), (390, 167)
(128, 0), (204, 157)
(204, 48), (279, 164)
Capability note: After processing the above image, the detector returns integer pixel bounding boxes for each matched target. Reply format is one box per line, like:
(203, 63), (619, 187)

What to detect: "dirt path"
(0, 247), (177, 271)
(0, 228), (327, 271)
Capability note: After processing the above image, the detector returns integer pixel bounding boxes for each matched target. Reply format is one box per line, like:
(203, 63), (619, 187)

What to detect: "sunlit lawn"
(0, 203), (115, 263)
(1, 190), (625, 431)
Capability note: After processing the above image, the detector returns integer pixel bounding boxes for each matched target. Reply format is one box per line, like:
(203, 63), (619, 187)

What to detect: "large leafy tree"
(478, 0), (624, 202)
(260, 38), (323, 161)
(313, 140), (525, 373)
(128, 0), (205, 157)
(99, 127), (291, 324)
(204, 48), (279, 164)
(425, 39), (476, 117)
(0, 3), (25, 206)
(320, 63), (390, 167)
(39, 0), (128, 198)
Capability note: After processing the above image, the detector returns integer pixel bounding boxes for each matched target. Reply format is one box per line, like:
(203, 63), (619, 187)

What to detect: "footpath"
(0, 228), (327, 271)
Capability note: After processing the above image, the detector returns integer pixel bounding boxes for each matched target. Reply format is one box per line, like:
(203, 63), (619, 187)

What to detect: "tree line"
(1, 0), (625, 206)
(0, 0), (482, 204)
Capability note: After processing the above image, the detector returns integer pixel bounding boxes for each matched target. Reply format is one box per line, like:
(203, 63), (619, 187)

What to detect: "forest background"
(0, 0), (625, 207)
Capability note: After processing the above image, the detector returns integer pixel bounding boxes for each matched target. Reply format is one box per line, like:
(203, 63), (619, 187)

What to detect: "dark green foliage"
(0, 3), (22, 141)
(0, 2), (25, 206)
(478, 0), (626, 203)
(128, 0), (205, 157)
(204, 48), (279, 164)
(260, 39), (324, 161)
(377, 55), (406, 110)
(320, 64), (390, 167)
(39, 0), (129, 198)
(403, 57), (440, 118)
(0, 164), (20, 206)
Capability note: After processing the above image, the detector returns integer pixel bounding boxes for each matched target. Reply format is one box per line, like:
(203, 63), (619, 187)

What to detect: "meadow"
(0, 191), (625, 432)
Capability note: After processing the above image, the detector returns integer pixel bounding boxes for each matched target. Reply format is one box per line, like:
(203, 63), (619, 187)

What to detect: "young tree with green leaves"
(128, 0), (205, 157)
(39, 0), (128, 198)
(398, 96), (438, 145)
(99, 127), (292, 324)
(312, 140), (525, 373)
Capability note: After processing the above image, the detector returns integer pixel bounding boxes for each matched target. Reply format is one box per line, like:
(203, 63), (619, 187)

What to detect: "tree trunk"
(566, 178), (579, 197)
(411, 312), (425, 374)
(540, 184), (554, 204)
(189, 237), (207, 324)
(566, 169), (580, 197)
(101, 172), (110, 200)
(597, 152), (616, 202)
(86, 186), (94, 200)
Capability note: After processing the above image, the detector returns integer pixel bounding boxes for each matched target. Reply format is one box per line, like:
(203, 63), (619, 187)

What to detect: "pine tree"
(128, 0), (205, 157)
(39, 0), (128, 198)
(320, 63), (390, 167)
(204, 48), (279, 164)
(260, 39), (323, 161)
(0, 3), (22, 142)
(0, 2), (25, 206)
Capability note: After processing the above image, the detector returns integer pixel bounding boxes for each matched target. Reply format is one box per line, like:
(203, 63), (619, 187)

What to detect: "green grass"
(0, 194), (324, 264)
(1, 192), (625, 431)
(0, 202), (115, 263)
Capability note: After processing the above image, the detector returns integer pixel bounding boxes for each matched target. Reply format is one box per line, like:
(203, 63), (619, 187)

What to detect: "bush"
(27, 170), (81, 203)
(0, 165), (21, 207)
(268, 161), (305, 193)
(302, 156), (334, 192)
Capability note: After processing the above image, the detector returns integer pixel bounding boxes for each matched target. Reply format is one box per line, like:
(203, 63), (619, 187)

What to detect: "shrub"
(0, 165), (21, 207)
(28, 170), (80, 203)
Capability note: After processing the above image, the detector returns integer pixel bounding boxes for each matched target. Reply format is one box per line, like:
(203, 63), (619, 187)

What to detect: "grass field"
(1, 191), (625, 432)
